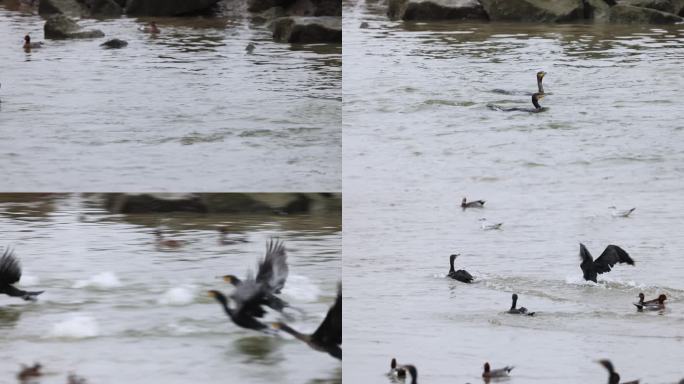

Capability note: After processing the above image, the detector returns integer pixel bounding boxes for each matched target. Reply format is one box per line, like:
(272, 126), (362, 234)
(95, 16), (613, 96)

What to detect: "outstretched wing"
(0, 248), (22, 286)
(256, 239), (288, 294)
(579, 243), (594, 264)
(231, 274), (268, 319)
(312, 284), (342, 347)
(594, 245), (634, 274)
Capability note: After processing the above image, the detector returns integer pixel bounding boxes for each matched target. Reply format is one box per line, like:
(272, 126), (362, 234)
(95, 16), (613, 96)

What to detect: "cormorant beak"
(207, 291), (216, 298)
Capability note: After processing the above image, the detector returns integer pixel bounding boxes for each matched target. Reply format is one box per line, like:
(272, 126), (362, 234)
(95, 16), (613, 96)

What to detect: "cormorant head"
(207, 290), (227, 304)
(537, 71), (546, 79)
(449, 254), (459, 262)
(512, 293), (518, 301)
(598, 359), (615, 373)
(222, 275), (241, 286)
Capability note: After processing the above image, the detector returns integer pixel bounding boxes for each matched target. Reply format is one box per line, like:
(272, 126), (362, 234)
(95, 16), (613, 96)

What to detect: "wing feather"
(0, 248), (22, 286)
(594, 245), (634, 274)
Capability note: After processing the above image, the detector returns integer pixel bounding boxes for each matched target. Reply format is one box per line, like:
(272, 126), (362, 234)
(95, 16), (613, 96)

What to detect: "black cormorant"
(579, 243), (634, 283)
(482, 362), (513, 378)
(598, 359), (639, 384)
(488, 92), (546, 113)
(447, 254), (473, 283)
(208, 280), (270, 332)
(0, 248), (43, 301)
(389, 358), (407, 378)
(272, 284), (341, 360)
(507, 293), (535, 316)
(461, 197), (485, 209)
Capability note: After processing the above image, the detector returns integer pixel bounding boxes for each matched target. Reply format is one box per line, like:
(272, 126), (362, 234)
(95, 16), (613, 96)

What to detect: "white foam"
(281, 275), (321, 302)
(565, 275), (597, 286)
(51, 315), (99, 338)
(157, 286), (196, 306)
(73, 272), (122, 289)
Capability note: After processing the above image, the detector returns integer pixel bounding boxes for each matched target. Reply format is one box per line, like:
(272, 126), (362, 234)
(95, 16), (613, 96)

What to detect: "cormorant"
(634, 293), (666, 311)
(222, 240), (291, 314)
(488, 92), (546, 113)
(598, 359), (639, 384)
(0, 248), (44, 301)
(507, 293), (535, 316)
(479, 218), (503, 230)
(609, 206), (636, 218)
(482, 362), (513, 378)
(579, 243), (634, 283)
(461, 197), (485, 209)
(272, 284), (341, 360)
(447, 254), (473, 283)
(389, 358), (407, 378)
(208, 280), (270, 332)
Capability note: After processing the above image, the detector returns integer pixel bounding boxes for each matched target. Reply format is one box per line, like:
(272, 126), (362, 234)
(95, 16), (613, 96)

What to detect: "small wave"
(281, 275), (321, 302)
(51, 315), (99, 338)
(73, 272), (122, 289)
(19, 275), (40, 286)
(157, 286), (196, 306)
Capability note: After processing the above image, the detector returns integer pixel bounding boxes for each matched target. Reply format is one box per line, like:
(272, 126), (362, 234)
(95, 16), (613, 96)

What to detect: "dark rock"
(389, 0), (487, 21)
(84, 0), (123, 17)
(272, 16), (341, 43)
(38, 0), (84, 16)
(478, 0), (585, 22)
(608, 4), (684, 22)
(44, 14), (105, 39)
(106, 194), (207, 214)
(248, 0), (340, 16)
(101, 38), (128, 48)
(248, 0), (290, 13)
(619, 0), (675, 13)
(125, 0), (221, 16)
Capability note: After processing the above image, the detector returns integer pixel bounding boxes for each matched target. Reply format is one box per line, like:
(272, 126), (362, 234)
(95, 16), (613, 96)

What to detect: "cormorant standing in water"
(272, 284), (342, 360)
(447, 254), (473, 283)
(598, 359), (640, 384)
(507, 293), (535, 316)
(579, 243), (634, 283)
(222, 239), (291, 314)
(0, 248), (44, 301)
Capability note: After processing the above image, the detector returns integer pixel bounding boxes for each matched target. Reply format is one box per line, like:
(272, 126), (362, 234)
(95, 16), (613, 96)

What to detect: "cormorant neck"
(537, 77), (544, 94)
(532, 95), (541, 109)
(511, 296), (517, 310)
(449, 255), (455, 272)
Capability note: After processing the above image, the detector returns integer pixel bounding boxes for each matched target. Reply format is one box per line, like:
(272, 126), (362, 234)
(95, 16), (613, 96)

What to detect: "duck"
(17, 363), (42, 381)
(461, 197), (485, 210)
(579, 243), (634, 283)
(634, 293), (666, 311)
(217, 226), (248, 245)
(245, 42), (255, 53)
(479, 218), (503, 231)
(598, 359), (639, 384)
(389, 358), (407, 378)
(154, 229), (183, 248)
(447, 254), (473, 283)
(139, 21), (160, 33)
(0, 248), (44, 301)
(482, 362), (513, 379)
(271, 283), (341, 360)
(23, 34), (43, 50)
(507, 293), (535, 316)
(609, 206), (636, 218)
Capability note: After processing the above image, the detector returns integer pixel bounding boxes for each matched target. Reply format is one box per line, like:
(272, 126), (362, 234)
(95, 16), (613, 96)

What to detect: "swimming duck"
(634, 293), (666, 311)
(139, 22), (160, 33)
(389, 358), (407, 378)
(23, 35), (43, 50)
(461, 197), (485, 210)
(217, 226), (248, 245)
(154, 229), (183, 248)
(17, 363), (42, 381)
(507, 293), (535, 316)
(598, 359), (639, 384)
(482, 362), (513, 379)
(245, 42), (255, 53)
(479, 218), (503, 231)
(0, 248), (44, 301)
(447, 254), (473, 283)
(609, 206), (636, 218)
(272, 283), (341, 360)
(579, 243), (634, 283)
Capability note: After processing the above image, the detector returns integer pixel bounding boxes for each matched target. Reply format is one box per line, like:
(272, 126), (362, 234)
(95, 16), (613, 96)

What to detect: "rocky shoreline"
(23, 0), (341, 43)
(388, 0), (684, 23)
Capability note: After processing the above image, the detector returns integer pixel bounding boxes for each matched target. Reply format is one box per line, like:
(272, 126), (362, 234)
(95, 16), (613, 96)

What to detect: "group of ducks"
(21, 22), (159, 52)
(388, 357), (678, 384)
(386, 197), (672, 383)
(16, 363), (87, 384)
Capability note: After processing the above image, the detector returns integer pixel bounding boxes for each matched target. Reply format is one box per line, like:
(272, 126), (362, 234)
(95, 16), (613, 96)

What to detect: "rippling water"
(0, 3), (341, 191)
(0, 194), (341, 383)
(344, 2), (684, 383)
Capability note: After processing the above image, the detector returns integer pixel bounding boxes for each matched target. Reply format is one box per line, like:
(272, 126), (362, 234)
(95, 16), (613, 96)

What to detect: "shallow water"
(0, 3), (341, 191)
(344, 2), (684, 383)
(0, 194), (341, 383)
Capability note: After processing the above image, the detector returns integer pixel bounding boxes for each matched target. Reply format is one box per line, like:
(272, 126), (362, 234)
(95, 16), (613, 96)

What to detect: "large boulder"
(608, 4), (684, 21)
(44, 14), (105, 38)
(101, 38), (128, 48)
(248, 0), (340, 16)
(125, 0), (221, 16)
(388, 0), (487, 20)
(38, 0), (84, 16)
(272, 16), (341, 43)
(82, 0), (123, 17)
(478, 0), (585, 22)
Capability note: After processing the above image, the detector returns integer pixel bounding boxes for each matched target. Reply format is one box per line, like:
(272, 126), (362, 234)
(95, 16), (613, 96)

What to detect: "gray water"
(0, 3), (341, 191)
(344, 2), (684, 383)
(0, 194), (341, 383)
